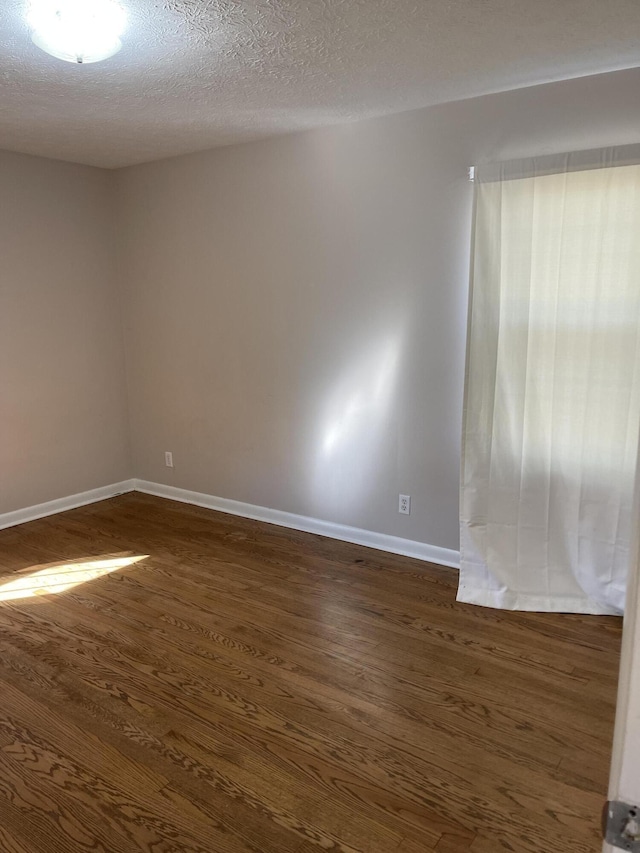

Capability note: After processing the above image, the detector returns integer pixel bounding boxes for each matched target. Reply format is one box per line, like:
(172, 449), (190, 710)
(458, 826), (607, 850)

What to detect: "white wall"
(0, 151), (130, 514)
(604, 464), (640, 851)
(5, 68), (640, 548)
(115, 66), (640, 552)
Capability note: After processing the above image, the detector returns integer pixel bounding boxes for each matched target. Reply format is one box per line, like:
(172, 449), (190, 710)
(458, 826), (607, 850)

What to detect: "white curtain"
(459, 147), (640, 614)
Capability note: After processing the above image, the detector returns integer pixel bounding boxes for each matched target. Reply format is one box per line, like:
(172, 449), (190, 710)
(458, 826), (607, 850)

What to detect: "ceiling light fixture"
(27, 0), (127, 64)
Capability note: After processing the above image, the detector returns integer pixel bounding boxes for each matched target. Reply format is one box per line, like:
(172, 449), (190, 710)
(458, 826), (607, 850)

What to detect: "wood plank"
(0, 491), (621, 852)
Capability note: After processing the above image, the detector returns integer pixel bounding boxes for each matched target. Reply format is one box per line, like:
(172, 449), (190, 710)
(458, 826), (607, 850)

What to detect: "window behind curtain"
(459, 150), (640, 613)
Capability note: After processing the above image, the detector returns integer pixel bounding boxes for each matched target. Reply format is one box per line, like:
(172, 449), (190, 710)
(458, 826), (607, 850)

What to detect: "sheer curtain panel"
(459, 146), (640, 614)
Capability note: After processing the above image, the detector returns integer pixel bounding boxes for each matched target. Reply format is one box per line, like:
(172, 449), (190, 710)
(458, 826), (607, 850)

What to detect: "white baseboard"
(0, 480), (136, 531)
(0, 478), (460, 570)
(134, 479), (460, 569)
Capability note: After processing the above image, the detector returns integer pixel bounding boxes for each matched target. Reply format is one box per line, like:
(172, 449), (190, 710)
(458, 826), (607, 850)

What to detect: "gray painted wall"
(5, 66), (640, 551)
(116, 67), (640, 551)
(0, 151), (131, 513)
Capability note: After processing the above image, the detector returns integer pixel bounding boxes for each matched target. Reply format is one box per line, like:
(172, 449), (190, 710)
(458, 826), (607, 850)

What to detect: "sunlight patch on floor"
(0, 555), (147, 602)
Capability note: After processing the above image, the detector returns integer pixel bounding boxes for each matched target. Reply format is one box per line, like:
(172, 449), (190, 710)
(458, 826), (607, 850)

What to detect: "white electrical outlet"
(165, 451), (174, 468)
(399, 494), (411, 515)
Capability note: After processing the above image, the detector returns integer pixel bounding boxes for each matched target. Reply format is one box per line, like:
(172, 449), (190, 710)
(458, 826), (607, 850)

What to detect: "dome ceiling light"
(27, 0), (127, 64)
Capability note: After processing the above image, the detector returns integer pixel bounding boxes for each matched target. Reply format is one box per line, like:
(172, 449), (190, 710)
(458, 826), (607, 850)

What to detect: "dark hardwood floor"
(0, 493), (621, 852)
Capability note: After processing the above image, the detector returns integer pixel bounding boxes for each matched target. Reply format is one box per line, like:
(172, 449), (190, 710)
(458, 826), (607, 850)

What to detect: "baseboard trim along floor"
(0, 478), (460, 569)
(0, 480), (136, 531)
(134, 480), (461, 569)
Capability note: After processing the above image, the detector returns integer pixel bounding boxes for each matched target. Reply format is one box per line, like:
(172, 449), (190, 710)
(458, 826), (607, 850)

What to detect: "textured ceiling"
(2, 0), (640, 168)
